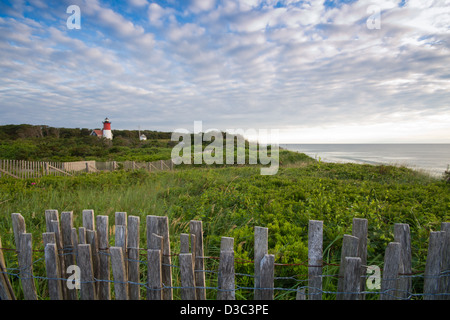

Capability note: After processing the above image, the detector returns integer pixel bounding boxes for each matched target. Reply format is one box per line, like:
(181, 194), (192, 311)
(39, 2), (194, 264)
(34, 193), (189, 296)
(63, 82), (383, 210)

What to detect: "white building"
(91, 118), (113, 140)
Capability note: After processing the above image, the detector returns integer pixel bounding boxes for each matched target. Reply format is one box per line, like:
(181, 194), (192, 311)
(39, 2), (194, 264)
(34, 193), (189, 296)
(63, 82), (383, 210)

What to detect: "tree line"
(0, 124), (174, 162)
(0, 125), (256, 163)
(0, 124), (172, 140)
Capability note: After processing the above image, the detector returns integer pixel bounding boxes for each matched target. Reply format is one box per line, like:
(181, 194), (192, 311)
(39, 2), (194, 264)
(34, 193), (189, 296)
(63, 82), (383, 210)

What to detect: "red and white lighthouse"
(102, 117), (113, 140)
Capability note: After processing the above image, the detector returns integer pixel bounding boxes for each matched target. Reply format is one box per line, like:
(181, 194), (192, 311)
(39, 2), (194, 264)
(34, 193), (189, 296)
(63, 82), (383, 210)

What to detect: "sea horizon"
(280, 143), (450, 178)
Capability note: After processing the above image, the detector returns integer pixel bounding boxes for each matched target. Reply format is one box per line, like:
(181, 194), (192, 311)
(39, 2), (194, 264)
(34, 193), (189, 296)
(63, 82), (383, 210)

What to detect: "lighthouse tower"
(102, 117), (113, 140)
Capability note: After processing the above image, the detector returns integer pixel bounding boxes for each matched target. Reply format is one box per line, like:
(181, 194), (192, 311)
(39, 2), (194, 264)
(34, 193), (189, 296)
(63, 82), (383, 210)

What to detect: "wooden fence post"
(254, 226), (268, 300)
(394, 223), (412, 300)
(96, 215), (110, 300)
(86, 230), (99, 292)
(150, 233), (164, 252)
(424, 231), (445, 300)
(19, 233), (38, 300)
(296, 288), (306, 300)
(115, 225), (127, 253)
(11, 214), (37, 300)
(343, 257), (361, 300)
(72, 228), (79, 257)
(0, 234), (16, 300)
(337, 234), (359, 300)
(11, 213), (26, 255)
(308, 220), (323, 300)
(45, 243), (64, 300)
(352, 218), (368, 299)
(190, 220), (204, 300)
(110, 246), (128, 300)
(190, 233), (196, 266)
(260, 254), (275, 300)
(61, 211), (78, 300)
(44, 210), (59, 232)
(440, 223), (450, 300)
(127, 216), (140, 300)
(115, 212), (128, 228)
(45, 210), (59, 241)
(78, 244), (97, 300)
(180, 232), (196, 267)
(217, 237), (235, 300)
(42, 232), (56, 247)
(147, 249), (162, 300)
(380, 242), (401, 300)
(148, 215), (173, 300)
(83, 209), (95, 231)
(78, 227), (86, 244)
(179, 253), (196, 300)
(47, 216), (67, 299)
(43, 232), (66, 300)
(180, 233), (190, 254)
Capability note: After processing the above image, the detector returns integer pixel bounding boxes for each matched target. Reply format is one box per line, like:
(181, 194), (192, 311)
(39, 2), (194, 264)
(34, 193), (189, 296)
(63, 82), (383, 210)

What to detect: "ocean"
(280, 144), (450, 178)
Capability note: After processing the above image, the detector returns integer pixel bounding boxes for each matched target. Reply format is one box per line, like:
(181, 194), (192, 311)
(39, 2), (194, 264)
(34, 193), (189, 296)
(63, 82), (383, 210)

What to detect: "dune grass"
(0, 151), (448, 299)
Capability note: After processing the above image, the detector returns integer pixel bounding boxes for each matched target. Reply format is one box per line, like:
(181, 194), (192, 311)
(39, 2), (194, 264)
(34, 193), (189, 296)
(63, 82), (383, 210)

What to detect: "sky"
(0, 0), (449, 143)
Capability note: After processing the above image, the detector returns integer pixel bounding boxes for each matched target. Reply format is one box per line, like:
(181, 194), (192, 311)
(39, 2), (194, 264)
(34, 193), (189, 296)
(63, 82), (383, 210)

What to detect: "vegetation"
(0, 148), (448, 299)
(0, 124), (448, 299)
(0, 124), (175, 162)
(445, 165), (450, 183)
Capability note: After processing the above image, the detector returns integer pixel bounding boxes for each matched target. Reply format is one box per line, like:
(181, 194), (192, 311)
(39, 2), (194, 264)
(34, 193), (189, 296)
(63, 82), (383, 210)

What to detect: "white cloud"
(167, 22), (205, 41)
(189, 0), (216, 13)
(148, 2), (176, 27)
(82, 0), (155, 52)
(0, 0), (449, 142)
(277, 110), (450, 143)
(148, 3), (164, 26)
(128, 0), (148, 7)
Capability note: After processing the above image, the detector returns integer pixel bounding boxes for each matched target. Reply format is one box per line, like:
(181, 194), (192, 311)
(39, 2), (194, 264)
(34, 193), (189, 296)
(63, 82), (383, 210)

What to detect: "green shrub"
(0, 140), (448, 299)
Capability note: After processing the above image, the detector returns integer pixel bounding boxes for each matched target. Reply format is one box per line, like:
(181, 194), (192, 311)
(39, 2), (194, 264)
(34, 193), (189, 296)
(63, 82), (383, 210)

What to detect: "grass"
(0, 150), (449, 299)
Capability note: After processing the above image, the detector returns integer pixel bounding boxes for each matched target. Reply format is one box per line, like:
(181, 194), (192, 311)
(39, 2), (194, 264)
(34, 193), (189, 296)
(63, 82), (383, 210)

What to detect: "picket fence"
(0, 159), (174, 179)
(0, 210), (448, 300)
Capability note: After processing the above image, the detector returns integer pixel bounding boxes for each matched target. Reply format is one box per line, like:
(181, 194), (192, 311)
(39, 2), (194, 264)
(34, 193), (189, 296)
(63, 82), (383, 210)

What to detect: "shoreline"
(280, 144), (447, 179)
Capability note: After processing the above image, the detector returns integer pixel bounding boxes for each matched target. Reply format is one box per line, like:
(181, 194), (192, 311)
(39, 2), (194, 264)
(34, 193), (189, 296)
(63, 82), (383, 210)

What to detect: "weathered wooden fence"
(0, 211), (448, 300)
(0, 159), (174, 179)
(0, 160), (71, 179)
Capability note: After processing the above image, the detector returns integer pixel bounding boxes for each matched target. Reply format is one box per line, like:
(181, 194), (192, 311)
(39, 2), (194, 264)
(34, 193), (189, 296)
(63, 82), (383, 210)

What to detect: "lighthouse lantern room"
(102, 117), (113, 140)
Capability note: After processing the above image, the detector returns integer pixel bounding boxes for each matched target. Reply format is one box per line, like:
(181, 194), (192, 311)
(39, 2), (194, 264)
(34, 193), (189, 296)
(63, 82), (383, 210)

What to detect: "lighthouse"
(102, 117), (113, 140)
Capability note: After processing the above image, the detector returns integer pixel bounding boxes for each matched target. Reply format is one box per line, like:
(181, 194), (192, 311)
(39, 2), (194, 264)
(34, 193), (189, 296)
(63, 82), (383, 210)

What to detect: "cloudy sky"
(0, 0), (449, 143)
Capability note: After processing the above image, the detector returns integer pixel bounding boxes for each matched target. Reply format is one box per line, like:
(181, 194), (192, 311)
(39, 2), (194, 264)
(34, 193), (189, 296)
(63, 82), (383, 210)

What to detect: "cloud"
(166, 22), (205, 42)
(80, 0), (155, 52)
(0, 0), (449, 142)
(128, 0), (148, 7)
(148, 2), (177, 27)
(148, 3), (165, 26)
(189, 0), (216, 13)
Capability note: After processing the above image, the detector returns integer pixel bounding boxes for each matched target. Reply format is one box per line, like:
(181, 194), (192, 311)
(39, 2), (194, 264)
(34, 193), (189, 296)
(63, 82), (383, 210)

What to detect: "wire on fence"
(1, 245), (449, 300)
